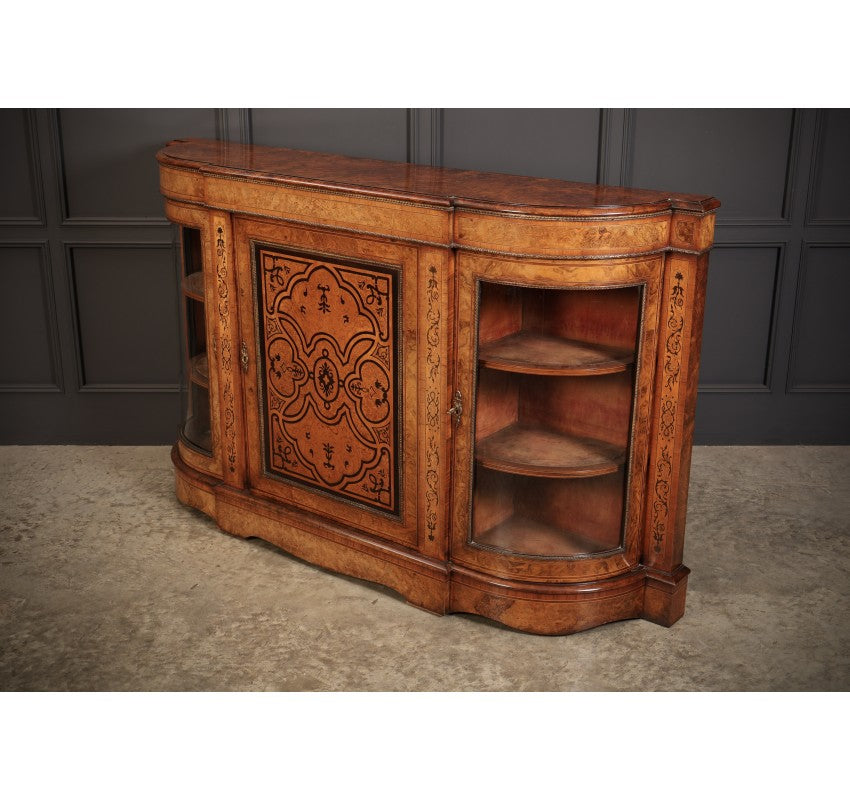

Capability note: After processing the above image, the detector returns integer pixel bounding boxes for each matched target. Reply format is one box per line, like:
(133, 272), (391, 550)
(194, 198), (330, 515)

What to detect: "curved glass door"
(470, 281), (640, 557)
(179, 225), (212, 453)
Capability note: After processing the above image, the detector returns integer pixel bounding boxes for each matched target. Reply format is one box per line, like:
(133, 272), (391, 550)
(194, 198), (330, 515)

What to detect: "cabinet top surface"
(158, 138), (720, 218)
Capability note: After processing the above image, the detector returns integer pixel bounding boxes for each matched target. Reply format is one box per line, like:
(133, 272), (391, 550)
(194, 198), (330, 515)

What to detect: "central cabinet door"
(450, 252), (665, 582)
(234, 218), (422, 549)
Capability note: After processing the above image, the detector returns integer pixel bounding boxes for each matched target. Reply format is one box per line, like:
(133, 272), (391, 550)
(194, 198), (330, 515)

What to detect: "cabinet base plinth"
(172, 447), (449, 616)
(448, 566), (646, 635)
(642, 566), (690, 627)
(172, 447), (689, 635)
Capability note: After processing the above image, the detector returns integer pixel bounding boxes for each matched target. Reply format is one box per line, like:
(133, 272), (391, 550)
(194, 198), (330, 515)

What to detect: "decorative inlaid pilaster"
(644, 257), (695, 569)
(424, 264), (440, 542)
(215, 223), (237, 476)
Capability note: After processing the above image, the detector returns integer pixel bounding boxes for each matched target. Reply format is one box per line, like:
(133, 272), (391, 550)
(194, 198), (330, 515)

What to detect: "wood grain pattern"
(160, 141), (717, 635)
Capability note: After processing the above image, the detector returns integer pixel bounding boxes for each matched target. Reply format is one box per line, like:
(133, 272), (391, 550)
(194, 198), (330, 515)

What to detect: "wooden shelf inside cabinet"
(476, 424), (624, 478)
(476, 516), (610, 557)
(189, 353), (209, 388)
(182, 271), (205, 301)
(479, 333), (633, 376)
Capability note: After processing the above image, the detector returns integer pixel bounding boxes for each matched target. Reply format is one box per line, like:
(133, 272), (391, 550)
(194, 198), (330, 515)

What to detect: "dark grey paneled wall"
(1, 109), (848, 444)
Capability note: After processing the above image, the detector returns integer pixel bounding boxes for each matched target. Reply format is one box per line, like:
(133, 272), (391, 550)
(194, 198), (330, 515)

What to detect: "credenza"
(158, 138), (718, 634)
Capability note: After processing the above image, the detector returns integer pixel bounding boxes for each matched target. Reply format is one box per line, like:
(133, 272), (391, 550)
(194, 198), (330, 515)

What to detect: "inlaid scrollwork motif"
(425, 265), (440, 542)
(257, 248), (399, 513)
(652, 270), (686, 553)
(664, 272), (685, 390)
(215, 225), (237, 474)
(652, 445), (673, 553)
(659, 398), (676, 440)
(426, 265), (440, 383)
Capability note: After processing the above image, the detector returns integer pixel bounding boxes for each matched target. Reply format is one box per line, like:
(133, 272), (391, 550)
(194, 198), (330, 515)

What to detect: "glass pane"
(178, 226), (211, 453)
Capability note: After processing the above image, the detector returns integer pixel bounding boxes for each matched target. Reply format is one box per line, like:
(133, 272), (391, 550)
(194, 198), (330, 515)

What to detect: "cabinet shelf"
(479, 332), (633, 376)
(476, 424), (624, 478)
(476, 515), (610, 557)
(189, 353), (209, 388)
(183, 271), (205, 301)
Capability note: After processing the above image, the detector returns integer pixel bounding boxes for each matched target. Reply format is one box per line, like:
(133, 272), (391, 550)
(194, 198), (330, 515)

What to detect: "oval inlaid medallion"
(314, 349), (339, 405)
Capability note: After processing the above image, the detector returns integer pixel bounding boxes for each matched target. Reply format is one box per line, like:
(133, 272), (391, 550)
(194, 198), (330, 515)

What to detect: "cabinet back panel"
(520, 372), (634, 448)
(544, 286), (640, 352)
(475, 369), (519, 442)
(515, 471), (625, 551)
(478, 283), (523, 344)
(471, 467), (516, 536)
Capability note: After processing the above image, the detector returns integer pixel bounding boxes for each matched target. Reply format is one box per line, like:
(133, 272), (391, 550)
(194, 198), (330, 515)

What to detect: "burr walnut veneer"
(158, 138), (718, 635)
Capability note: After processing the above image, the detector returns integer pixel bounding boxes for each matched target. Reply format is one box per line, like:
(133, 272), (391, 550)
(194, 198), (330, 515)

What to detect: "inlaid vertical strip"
(424, 264), (440, 542)
(214, 219), (238, 476)
(647, 262), (692, 564)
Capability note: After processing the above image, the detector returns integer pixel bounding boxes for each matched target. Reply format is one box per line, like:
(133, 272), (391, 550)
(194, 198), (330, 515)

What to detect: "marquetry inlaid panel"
(255, 245), (399, 514)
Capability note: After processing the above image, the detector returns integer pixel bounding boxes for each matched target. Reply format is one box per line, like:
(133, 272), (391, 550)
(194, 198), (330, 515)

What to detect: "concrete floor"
(0, 445), (848, 691)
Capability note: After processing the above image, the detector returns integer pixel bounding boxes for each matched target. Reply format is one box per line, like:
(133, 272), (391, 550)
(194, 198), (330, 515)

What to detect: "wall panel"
(0, 110), (42, 222)
(1, 108), (848, 444)
(629, 109), (794, 223)
(68, 244), (180, 389)
(58, 109), (217, 221)
(250, 108), (408, 161)
(442, 108), (600, 182)
(807, 110), (850, 224)
(788, 245), (850, 390)
(699, 245), (781, 389)
(0, 243), (59, 389)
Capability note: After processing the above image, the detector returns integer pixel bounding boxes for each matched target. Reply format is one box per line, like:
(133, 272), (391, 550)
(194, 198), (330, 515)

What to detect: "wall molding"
(406, 109), (443, 167)
(238, 109), (253, 146)
(595, 109), (621, 186)
(214, 109), (230, 142)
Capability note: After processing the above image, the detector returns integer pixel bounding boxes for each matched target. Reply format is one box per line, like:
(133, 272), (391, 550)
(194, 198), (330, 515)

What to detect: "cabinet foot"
(642, 565), (690, 627)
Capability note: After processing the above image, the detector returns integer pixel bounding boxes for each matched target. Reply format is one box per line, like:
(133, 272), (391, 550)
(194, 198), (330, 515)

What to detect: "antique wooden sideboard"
(158, 138), (718, 635)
